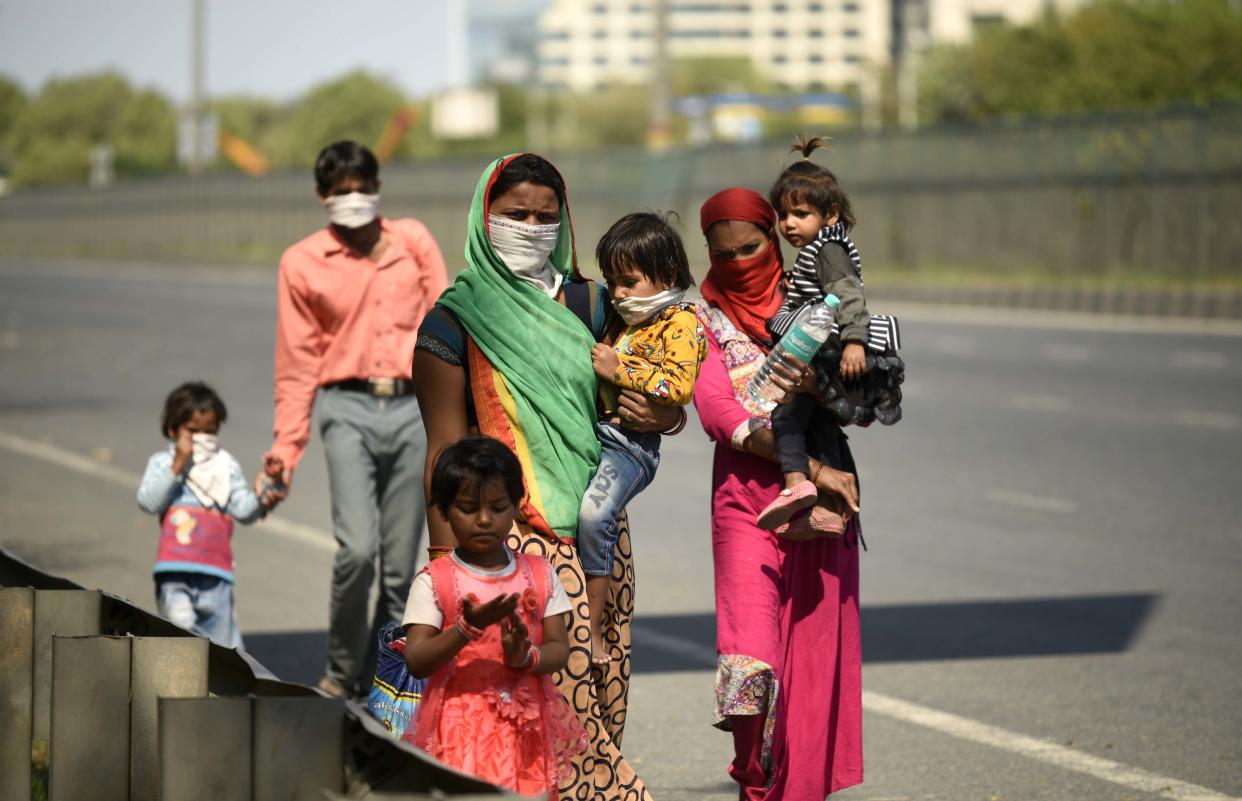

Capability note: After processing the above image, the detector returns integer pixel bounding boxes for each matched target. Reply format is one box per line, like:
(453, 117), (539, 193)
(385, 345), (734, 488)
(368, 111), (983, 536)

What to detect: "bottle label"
(783, 325), (822, 363)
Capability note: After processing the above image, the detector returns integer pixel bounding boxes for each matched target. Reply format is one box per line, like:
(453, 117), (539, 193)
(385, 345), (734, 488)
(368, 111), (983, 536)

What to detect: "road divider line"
(631, 629), (1238, 801)
(986, 489), (1078, 514)
(0, 430), (335, 553)
(861, 691), (1240, 801)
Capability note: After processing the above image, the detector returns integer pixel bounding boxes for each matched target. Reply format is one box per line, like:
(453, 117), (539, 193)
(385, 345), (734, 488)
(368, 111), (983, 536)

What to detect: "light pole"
(647, 0), (672, 150)
(188, 0), (205, 175)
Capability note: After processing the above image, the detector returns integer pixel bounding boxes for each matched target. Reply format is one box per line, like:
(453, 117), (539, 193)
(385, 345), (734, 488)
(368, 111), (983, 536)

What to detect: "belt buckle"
(370, 377), (396, 397)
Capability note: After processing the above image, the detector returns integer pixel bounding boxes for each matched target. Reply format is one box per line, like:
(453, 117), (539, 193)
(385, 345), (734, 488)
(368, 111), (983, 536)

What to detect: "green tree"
(919, 0), (1242, 123)
(9, 72), (176, 186)
(209, 95), (287, 166)
(270, 71), (408, 169)
(0, 75), (28, 175)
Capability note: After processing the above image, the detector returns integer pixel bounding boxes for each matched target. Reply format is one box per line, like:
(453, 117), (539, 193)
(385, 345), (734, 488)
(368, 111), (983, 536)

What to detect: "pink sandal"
(756, 480), (818, 530)
(775, 505), (847, 541)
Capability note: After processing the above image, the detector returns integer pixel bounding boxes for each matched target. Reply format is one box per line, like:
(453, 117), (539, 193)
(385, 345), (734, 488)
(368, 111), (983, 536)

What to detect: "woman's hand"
(617, 390), (682, 432)
(501, 614), (532, 668)
(770, 361), (818, 405)
(463, 593), (520, 629)
(810, 462), (860, 518)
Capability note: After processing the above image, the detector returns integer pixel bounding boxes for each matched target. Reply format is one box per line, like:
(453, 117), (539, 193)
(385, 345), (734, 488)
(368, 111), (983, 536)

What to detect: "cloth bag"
(366, 621), (425, 737)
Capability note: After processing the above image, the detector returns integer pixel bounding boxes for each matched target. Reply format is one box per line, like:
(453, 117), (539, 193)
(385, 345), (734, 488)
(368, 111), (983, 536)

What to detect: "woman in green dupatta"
(412, 154), (681, 800)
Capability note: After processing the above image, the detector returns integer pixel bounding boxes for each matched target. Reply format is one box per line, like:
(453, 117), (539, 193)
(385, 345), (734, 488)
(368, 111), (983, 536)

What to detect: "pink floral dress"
(404, 552), (588, 798)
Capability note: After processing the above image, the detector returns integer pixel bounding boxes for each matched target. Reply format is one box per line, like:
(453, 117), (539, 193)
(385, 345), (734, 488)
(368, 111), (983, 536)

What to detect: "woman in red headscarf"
(693, 188), (864, 800)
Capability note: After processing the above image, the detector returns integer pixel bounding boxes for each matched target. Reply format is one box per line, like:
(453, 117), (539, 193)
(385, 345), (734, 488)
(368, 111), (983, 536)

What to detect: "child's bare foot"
(591, 629), (613, 665)
(585, 574), (613, 665)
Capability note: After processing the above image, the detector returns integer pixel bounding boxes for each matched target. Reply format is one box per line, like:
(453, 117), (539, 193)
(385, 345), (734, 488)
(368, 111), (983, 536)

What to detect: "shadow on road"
(631, 593), (1160, 673)
(245, 629), (328, 685)
(242, 594), (1159, 682)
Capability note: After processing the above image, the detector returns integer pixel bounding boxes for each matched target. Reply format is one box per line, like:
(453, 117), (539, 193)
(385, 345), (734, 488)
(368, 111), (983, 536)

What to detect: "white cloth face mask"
(323, 192), (380, 228)
(613, 287), (685, 325)
(488, 214), (563, 298)
(187, 433), (232, 508)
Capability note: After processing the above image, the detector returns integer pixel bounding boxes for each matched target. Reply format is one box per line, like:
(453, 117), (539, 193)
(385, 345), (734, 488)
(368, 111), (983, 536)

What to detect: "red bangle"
(428, 545), (454, 561)
(513, 644), (540, 672)
(454, 618), (484, 641)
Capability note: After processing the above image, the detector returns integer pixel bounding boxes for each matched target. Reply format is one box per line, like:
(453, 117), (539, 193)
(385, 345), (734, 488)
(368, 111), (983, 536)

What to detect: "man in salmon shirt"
(266, 140), (448, 698)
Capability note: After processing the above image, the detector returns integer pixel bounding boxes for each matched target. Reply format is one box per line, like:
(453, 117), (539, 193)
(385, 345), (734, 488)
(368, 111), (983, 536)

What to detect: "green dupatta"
(436, 155), (600, 541)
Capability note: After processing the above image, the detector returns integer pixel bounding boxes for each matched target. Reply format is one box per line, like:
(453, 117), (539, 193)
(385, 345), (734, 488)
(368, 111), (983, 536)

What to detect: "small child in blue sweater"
(136, 381), (284, 648)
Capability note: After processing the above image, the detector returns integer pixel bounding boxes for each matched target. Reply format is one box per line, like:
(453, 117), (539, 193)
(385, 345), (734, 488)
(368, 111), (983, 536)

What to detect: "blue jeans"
(156, 572), (242, 649)
(578, 422), (661, 577)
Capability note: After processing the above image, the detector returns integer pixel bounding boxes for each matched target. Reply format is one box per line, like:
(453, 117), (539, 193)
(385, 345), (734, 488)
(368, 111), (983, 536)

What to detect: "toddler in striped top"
(757, 136), (878, 532)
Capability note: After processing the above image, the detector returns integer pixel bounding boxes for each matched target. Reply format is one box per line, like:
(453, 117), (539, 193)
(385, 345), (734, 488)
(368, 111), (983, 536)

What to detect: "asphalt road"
(2, 258), (1240, 801)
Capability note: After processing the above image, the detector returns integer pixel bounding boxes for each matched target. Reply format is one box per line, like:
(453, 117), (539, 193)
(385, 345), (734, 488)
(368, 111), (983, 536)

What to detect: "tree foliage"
(8, 72), (176, 186)
(0, 75), (27, 175)
(919, 0), (1242, 124)
(270, 71), (407, 169)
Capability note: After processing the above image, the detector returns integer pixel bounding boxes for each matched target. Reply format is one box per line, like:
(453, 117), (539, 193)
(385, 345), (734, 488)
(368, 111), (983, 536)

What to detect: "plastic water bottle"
(745, 294), (841, 413)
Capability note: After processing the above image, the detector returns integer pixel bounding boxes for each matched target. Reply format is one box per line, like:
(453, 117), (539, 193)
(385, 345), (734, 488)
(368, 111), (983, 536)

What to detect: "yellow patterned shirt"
(600, 302), (708, 411)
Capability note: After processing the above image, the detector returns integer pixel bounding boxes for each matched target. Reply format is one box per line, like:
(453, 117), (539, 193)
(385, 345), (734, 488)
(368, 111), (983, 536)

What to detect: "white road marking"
(1008, 393), (1072, 413)
(1171, 411), (1241, 430)
(6, 430), (1237, 800)
(861, 691), (1241, 801)
(628, 631), (1239, 801)
(986, 489), (1078, 514)
(0, 430), (335, 553)
(1040, 343), (1091, 362)
(1173, 350), (1228, 369)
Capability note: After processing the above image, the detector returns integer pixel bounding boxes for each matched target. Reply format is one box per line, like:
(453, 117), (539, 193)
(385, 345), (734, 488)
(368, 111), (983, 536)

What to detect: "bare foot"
(591, 630), (613, 665)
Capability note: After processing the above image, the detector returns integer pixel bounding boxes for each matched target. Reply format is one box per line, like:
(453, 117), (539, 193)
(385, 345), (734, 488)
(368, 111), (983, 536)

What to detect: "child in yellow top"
(583, 212), (706, 663)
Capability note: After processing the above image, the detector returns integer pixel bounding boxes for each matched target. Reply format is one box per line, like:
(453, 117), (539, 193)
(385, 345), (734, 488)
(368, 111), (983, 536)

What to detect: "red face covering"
(699, 188), (785, 346)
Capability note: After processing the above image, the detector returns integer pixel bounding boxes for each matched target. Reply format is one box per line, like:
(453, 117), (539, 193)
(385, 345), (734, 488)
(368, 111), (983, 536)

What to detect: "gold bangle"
(428, 545), (453, 561)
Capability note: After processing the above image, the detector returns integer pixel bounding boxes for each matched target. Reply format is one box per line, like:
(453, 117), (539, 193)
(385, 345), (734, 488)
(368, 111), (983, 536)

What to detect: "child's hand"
(171, 426), (194, 475)
(463, 593), (520, 630)
(501, 614), (532, 668)
(591, 343), (620, 380)
(840, 343), (867, 381)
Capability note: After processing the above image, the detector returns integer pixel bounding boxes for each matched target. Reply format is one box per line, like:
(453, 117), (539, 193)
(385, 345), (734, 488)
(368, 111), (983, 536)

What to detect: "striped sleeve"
(137, 451), (182, 516)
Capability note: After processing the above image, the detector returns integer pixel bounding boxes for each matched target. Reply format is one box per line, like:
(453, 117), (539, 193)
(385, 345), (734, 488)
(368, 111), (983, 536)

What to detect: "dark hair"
(314, 140), (379, 196)
(768, 134), (856, 230)
(596, 212), (694, 291)
(488, 154), (566, 209)
(429, 436), (525, 514)
(161, 382), (227, 438)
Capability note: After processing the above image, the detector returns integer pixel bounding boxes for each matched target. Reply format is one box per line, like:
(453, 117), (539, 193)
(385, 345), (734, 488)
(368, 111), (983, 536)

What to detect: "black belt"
(327, 378), (415, 398)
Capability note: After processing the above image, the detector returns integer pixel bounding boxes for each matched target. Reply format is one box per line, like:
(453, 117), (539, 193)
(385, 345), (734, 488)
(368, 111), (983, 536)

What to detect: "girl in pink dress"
(400, 436), (587, 797)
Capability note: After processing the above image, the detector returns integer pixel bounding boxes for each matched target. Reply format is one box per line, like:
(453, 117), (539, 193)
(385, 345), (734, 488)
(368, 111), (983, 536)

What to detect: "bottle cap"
(823, 293), (841, 309)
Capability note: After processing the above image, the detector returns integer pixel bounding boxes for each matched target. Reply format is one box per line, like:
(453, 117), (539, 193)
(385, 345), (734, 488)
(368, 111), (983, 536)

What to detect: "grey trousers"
(318, 387), (427, 689)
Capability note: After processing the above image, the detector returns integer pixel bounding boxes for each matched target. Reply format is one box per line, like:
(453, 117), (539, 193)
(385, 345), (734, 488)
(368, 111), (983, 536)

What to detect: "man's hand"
(501, 614), (532, 668)
(171, 426), (194, 475)
(591, 343), (620, 380)
(463, 593), (520, 629)
(840, 343), (867, 381)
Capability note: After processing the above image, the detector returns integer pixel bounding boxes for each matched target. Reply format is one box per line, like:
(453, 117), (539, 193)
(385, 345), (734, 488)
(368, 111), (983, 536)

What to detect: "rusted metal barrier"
(0, 547), (507, 800)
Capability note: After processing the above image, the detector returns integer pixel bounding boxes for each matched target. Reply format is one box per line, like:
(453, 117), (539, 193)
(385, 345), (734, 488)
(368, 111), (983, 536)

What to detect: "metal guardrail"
(0, 547), (508, 801)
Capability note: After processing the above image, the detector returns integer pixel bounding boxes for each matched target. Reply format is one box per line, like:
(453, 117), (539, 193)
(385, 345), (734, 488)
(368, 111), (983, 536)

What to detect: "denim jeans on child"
(578, 421), (661, 577)
(156, 571), (243, 649)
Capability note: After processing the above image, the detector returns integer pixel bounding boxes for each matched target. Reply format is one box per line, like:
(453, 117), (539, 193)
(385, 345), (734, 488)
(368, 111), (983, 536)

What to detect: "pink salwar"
(695, 312), (864, 800)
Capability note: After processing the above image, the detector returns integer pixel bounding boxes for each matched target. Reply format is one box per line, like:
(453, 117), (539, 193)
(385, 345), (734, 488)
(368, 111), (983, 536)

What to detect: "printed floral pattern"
(714, 653), (779, 777)
(604, 303), (708, 407)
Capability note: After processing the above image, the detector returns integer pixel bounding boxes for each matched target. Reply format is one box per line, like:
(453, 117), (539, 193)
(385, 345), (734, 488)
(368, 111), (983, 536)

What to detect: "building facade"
(535, 0), (1089, 93)
(536, 1), (890, 94)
